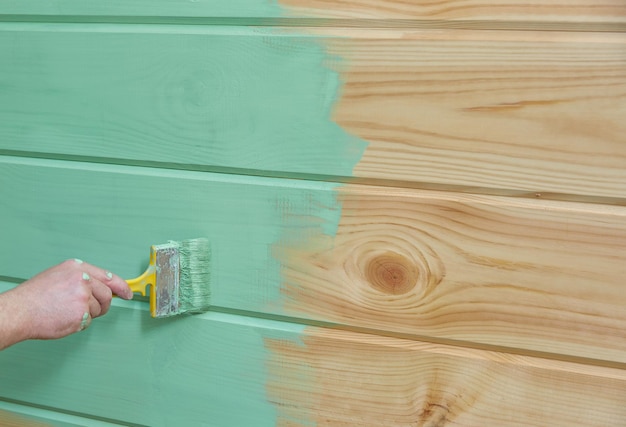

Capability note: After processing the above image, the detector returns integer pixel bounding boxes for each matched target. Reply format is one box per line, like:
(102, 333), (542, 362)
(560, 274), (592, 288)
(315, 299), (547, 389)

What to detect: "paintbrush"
(126, 238), (211, 317)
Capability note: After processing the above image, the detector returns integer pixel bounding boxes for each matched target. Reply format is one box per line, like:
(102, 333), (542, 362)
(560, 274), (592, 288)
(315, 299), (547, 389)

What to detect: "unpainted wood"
(2, 157), (625, 363)
(267, 327), (626, 426)
(280, 183), (626, 363)
(280, 0), (626, 23)
(331, 29), (626, 199)
(1, 26), (624, 199)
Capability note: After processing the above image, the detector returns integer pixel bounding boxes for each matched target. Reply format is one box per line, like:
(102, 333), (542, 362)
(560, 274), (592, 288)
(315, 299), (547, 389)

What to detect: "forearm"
(0, 288), (32, 351)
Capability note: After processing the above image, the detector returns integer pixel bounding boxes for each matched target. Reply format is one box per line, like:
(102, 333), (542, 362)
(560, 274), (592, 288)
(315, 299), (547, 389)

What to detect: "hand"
(0, 259), (133, 349)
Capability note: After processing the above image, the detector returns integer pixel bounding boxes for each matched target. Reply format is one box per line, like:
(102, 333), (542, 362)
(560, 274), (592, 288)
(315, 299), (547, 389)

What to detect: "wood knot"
(366, 252), (418, 295)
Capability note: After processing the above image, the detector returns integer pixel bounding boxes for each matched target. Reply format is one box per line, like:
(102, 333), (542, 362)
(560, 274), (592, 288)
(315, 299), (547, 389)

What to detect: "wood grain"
(0, 0), (624, 26)
(267, 327), (626, 426)
(281, 183), (626, 363)
(280, 0), (626, 24)
(333, 29), (626, 199)
(1, 25), (624, 199)
(2, 156), (625, 363)
(0, 287), (624, 427)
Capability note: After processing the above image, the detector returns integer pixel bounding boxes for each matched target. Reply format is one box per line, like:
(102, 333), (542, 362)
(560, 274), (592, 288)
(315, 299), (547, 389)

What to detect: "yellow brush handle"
(126, 246), (157, 317)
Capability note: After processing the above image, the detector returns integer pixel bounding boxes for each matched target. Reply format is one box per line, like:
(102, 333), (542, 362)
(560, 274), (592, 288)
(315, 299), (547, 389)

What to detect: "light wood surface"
(1, 26), (624, 199)
(3, 156), (625, 363)
(282, 183), (626, 363)
(0, 288), (624, 427)
(280, 0), (626, 23)
(268, 327), (626, 426)
(333, 29), (626, 199)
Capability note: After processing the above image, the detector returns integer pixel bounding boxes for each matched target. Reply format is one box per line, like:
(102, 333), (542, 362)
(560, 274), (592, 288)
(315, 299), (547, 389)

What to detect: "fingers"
(78, 270), (108, 318)
(79, 312), (92, 332)
(76, 260), (133, 300)
(88, 294), (103, 318)
(74, 259), (132, 318)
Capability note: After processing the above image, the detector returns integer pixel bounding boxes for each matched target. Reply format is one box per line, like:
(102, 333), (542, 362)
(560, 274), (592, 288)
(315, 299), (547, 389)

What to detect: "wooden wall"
(1, 2), (625, 426)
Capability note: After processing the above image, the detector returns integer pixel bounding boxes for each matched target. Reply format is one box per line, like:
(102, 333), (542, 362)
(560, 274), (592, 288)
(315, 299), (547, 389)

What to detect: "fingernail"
(82, 272), (90, 281)
(105, 271), (113, 280)
(74, 258), (84, 264)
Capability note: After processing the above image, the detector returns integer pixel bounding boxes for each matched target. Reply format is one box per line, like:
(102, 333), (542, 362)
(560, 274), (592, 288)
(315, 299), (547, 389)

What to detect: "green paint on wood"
(0, 20), (369, 309)
(0, 23), (368, 179)
(0, 0), (283, 17)
(0, 399), (123, 426)
(0, 282), (307, 426)
(0, 16), (369, 427)
(0, 156), (339, 316)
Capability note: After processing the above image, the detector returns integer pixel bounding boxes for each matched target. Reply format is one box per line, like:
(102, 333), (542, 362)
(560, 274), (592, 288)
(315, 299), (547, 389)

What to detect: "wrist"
(0, 287), (33, 350)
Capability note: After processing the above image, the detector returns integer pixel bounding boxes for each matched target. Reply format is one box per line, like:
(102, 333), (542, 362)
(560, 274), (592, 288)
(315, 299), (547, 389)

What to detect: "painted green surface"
(0, 0), (282, 17)
(0, 399), (124, 426)
(0, 281), (308, 426)
(0, 155), (341, 316)
(0, 23), (367, 179)
(0, 13), (369, 426)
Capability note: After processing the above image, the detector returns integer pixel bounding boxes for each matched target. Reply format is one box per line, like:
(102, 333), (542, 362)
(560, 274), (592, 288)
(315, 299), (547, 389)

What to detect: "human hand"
(0, 259), (133, 348)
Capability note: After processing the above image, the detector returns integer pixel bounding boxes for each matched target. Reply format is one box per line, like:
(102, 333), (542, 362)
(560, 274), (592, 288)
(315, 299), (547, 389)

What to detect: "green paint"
(0, 156), (338, 423)
(0, 23), (367, 180)
(0, 18), (369, 309)
(0, 0), (282, 18)
(1, 156), (343, 315)
(0, 399), (123, 427)
(0, 281), (307, 426)
(0, 14), (369, 427)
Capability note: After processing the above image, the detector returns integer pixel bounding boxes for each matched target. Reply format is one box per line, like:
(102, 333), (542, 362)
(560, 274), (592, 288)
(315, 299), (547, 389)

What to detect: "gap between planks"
(2, 151), (625, 207)
(1, 279), (624, 372)
(0, 399), (140, 427)
(0, 15), (625, 33)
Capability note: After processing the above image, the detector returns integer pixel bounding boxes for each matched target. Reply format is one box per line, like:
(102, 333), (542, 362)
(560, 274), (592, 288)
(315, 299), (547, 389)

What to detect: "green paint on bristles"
(178, 237), (211, 314)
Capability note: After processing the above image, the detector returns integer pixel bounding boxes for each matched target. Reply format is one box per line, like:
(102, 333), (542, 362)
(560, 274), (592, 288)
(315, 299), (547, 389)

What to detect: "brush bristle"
(177, 237), (211, 314)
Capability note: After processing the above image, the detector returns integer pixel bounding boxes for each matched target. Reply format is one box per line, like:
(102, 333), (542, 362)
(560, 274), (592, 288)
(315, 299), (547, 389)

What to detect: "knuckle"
(73, 271), (88, 285)
(75, 285), (91, 303)
(62, 259), (77, 268)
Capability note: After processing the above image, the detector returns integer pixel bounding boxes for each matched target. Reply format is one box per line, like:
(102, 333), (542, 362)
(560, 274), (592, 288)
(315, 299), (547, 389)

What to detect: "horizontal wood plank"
(268, 327), (626, 426)
(0, 283), (624, 426)
(1, 25), (625, 199)
(2, 156), (625, 363)
(0, 0), (624, 25)
(0, 401), (123, 427)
